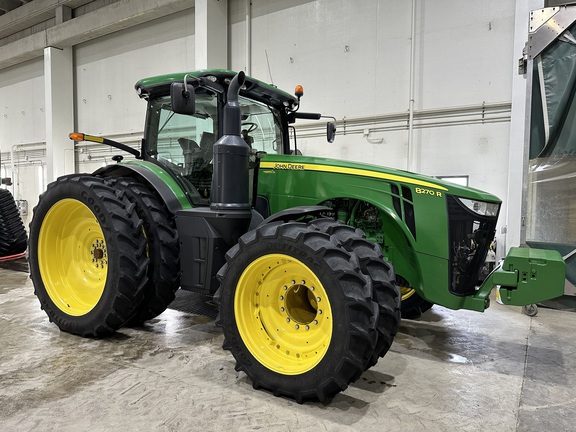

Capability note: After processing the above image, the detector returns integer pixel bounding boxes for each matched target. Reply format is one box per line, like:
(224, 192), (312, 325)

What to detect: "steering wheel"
(242, 122), (258, 133)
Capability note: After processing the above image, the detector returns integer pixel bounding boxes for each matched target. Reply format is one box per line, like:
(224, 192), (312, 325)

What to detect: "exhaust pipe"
(224, 71), (245, 136)
(210, 71), (251, 211)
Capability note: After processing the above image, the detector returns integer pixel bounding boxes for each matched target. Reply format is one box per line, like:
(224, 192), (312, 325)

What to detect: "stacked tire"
(0, 188), (27, 258)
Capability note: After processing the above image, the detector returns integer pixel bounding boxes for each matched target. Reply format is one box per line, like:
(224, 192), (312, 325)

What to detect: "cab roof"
(134, 69), (297, 111)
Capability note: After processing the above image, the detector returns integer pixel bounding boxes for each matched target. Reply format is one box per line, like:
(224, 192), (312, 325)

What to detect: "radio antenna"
(265, 49), (274, 85)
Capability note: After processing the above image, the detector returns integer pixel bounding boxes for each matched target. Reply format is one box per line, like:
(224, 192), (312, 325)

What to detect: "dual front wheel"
(215, 220), (401, 403)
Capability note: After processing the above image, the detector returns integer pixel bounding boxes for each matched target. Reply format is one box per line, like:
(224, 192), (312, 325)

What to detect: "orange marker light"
(294, 85), (304, 98)
(69, 132), (85, 142)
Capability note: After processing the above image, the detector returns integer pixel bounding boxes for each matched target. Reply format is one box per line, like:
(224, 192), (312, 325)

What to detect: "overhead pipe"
(11, 141), (46, 200)
(245, 0), (251, 75)
(293, 102), (511, 139)
(407, 0), (416, 171)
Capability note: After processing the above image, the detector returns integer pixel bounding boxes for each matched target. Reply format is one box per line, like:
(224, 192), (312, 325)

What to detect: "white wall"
(0, 0), (528, 256)
(232, 0), (514, 112)
(75, 10), (195, 139)
(230, 0), (517, 256)
(0, 58), (45, 146)
(0, 10), (195, 224)
(0, 57), (46, 227)
(74, 9), (195, 174)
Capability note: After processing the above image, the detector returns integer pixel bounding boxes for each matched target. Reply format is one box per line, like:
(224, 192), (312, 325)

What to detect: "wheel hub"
(282, 281), (320, 329)
(90, 239), (108, 268)
(234, 254), (333, 375)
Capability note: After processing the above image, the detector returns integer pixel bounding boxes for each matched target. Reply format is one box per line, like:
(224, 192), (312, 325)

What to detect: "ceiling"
(0, 0), (32, 16)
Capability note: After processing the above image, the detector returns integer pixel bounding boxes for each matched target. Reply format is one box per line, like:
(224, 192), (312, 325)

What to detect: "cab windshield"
(145, 91), (283, 204)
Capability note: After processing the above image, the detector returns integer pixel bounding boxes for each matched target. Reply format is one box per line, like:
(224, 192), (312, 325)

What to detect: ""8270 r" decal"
(415, 187), (443, 197)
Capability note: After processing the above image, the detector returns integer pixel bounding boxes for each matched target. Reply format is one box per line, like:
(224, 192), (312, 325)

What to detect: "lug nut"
(286, 318), (290, 323)
(295, 324), (299, 329)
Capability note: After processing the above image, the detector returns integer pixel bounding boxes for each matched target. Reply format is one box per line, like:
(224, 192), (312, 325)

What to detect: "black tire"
(28, 175), (149, 337)
(398, 275), (433, 319)
(0, 188), (27, 257)
(310, 219), (401, 369)
(106, 177), (180, 325)
(214, 221), (378, 403)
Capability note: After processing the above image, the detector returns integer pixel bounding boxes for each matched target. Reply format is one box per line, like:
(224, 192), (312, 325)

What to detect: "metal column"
(44, 46), (74, 182)
(195, 0), (228, 69)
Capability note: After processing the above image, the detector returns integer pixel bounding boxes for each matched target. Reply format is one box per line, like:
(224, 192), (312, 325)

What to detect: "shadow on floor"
(168, 289), (218, 318)
(0, 257), (28, 273)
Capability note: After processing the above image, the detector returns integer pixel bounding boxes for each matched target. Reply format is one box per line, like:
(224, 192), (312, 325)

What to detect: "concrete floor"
(1, 265), (575, 432)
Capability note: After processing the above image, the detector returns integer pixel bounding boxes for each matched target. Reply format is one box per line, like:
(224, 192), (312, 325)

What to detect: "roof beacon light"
(294, 85), (304, 98)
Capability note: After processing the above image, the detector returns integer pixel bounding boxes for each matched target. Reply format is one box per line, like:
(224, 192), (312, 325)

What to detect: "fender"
(259, 205), (332, 226)
(94, 162), (191, 214)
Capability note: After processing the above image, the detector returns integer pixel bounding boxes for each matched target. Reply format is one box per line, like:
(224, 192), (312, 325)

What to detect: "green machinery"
(28, 70), (565, 403)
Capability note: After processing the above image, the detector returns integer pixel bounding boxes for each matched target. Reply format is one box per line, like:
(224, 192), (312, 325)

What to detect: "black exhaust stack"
(211, 71), (251, 211)
(176, 71), (253, 295)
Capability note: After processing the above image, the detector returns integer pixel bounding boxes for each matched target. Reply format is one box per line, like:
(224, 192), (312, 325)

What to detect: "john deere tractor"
(28, 70), (565, 403)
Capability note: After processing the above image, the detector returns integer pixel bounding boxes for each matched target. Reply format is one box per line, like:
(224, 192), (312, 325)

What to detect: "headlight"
(457, 197), (500, 217)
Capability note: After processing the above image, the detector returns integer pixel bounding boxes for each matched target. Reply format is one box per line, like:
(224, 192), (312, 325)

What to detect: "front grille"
(447, 195), (499, 296)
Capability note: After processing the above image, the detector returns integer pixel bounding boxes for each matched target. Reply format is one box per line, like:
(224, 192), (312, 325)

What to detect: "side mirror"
(171, 79), (195, 115)
(327, 122), (336, 143)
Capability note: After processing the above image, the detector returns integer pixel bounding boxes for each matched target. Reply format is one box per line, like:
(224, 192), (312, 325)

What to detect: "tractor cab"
(136, 70), (294, 205)
(134, 70), (333, 207)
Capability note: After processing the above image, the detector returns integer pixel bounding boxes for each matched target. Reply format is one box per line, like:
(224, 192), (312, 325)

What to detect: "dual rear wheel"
(28, 175), (180, 336)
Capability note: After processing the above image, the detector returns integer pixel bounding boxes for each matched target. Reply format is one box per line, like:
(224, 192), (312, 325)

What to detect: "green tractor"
(28, 70), (565, 403)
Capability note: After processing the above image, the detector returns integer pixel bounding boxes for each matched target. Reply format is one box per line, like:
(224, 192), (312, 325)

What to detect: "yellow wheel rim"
(234, 254), (333, 375)
(38, 199), (108, 316)
(401, 285), (416, 301)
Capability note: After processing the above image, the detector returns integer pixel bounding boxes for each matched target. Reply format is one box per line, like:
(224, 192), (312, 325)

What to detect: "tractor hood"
(260, 154), (501, 203)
